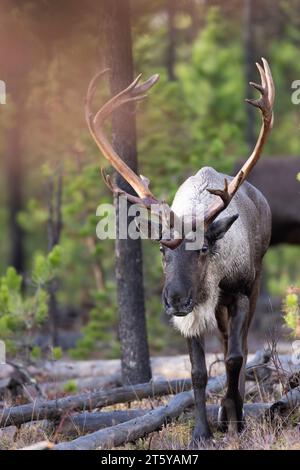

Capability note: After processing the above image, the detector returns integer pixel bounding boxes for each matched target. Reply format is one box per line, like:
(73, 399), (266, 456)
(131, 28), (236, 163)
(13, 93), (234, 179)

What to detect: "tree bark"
(5, 93), (25, 273)
(58, 409), (149, 436)
(102, 0), (151, 384)
(166, 0), (177, 81)
(47, 167), (63, 347)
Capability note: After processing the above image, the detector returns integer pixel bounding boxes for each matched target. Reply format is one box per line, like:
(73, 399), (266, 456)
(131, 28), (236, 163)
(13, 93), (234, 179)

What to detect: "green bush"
(0, 246), (63, 357)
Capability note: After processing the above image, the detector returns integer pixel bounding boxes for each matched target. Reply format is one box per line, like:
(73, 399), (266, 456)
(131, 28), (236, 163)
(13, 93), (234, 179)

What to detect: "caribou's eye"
(201, 244), (209, 254)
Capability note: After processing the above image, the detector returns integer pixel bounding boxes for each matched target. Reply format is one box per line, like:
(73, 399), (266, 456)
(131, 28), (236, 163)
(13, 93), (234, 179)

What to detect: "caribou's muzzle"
(163, 288), (194, 317)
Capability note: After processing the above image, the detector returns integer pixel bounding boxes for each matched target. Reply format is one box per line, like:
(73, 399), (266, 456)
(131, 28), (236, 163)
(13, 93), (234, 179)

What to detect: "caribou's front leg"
(187, 336), (212, 445)
(218, 294), (249, 433)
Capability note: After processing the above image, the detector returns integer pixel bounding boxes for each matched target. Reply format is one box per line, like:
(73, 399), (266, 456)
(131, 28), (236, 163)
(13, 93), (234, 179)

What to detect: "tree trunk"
(166, 0), (177, 81)
(47, 167), (63, 347)
(5, 94), (25, 273)
(102, 0), (151, 384)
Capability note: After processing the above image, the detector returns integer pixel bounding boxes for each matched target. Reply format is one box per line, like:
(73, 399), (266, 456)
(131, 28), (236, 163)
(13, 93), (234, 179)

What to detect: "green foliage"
(283, 289), (300, 337)
(265, 246), (300, 297)
(52, 346), (63, 361)
(32, 246), (62, 285)
(30, 345), (42, 360)
(63, 380), (78, 393)
(177, 8), (246, 173)
(0, 245), (63, 356)
(136, 8), (246, 203)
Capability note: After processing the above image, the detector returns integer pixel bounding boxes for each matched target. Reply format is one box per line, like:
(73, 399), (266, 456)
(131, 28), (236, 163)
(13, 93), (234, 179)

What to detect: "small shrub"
(282, 287), (300, 337)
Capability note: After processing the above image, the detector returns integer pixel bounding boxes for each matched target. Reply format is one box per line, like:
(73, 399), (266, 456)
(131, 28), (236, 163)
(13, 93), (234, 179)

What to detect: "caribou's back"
(172, 166), (271, 271)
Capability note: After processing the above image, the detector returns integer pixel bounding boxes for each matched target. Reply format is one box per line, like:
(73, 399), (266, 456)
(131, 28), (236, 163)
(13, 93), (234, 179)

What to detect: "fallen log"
(0, 378), (192, 428)
(269, 385), (300, 417)
(0, 362), (44, 401)
(59, 409), (149, 436)
(0, 425), (18, 447)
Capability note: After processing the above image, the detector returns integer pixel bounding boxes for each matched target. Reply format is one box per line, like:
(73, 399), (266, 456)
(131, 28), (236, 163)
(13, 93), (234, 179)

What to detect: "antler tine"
(93, 72), (159, 127)
(255, 61), (266, 89)
(204, 58), (275, 228)
(100, 168), (151, 206)
(207, 178), (230, 204)
(262, 57), (275, 106)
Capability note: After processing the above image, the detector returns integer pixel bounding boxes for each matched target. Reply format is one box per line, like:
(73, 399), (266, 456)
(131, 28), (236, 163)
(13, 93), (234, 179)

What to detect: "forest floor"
(1, 346), (299, 451)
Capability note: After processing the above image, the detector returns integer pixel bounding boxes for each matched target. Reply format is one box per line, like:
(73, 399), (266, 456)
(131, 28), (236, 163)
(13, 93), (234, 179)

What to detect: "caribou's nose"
(163, 288), (194, 316)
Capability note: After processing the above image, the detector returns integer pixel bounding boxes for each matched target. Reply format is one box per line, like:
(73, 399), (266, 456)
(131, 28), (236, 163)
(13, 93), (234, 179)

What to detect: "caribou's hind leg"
(217, 294), (249, 434)
(218, 271), (262, 433)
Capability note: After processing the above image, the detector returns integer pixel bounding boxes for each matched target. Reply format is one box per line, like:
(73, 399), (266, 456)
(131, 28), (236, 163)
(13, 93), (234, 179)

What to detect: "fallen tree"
(269, 385), (300, 417)
(58, 409), (152, 437)
(0, 362), (44, 401)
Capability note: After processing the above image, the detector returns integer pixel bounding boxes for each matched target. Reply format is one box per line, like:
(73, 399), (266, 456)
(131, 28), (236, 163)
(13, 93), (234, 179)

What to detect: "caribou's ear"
(206, 214), (239, 243)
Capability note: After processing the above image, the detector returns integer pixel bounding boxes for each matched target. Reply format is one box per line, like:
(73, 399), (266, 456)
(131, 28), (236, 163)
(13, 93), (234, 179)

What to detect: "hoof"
(217, 401), (245, 434)
(217, 405), (228, 433)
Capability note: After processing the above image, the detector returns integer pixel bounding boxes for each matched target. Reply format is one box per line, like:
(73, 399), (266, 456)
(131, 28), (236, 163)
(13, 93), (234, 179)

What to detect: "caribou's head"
(161, 214), (239, 317)
(86, 58), (274, 318)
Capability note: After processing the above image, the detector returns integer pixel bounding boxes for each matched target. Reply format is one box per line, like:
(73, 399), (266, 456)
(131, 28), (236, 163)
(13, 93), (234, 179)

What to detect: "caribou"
(85, 58), (275, 444)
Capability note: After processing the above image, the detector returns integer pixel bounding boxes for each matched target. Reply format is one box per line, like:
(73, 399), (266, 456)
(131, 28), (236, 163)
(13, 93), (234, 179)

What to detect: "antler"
(85, 70), (182, 248)
(204, 57), (275, 228)
(86, 59), (275, 250)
